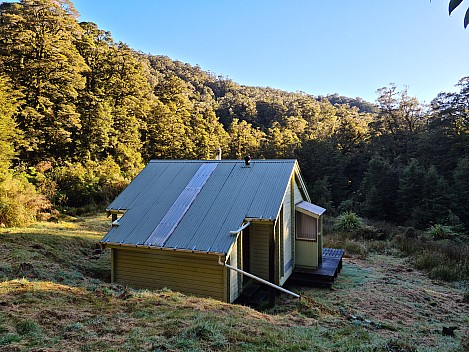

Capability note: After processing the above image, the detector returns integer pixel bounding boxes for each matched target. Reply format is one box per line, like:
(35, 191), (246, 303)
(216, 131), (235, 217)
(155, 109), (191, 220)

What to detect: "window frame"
(295, 210), (318, 242)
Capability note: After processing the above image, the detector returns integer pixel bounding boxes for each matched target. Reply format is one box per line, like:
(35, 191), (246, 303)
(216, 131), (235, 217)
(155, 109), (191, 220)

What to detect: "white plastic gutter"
(229, 222), (251, 235)
(218, 256), (300, 299)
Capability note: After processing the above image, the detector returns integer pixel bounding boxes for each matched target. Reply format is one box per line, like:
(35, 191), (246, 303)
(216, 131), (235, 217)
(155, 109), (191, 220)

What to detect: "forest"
(0, 0), (469, 237)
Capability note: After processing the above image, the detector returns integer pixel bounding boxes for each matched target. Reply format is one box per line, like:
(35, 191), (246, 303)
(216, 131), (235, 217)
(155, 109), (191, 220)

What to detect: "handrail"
(218, 256), (300, 299)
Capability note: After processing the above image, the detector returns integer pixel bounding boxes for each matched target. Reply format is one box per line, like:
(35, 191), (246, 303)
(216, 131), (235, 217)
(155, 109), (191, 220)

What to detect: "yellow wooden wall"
(111, 247), (225, 301)
(249, 222), (272, 281)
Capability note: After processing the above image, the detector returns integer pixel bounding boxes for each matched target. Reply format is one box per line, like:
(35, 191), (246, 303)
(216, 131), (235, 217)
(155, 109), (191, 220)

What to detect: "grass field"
(0, 215), (468, 351)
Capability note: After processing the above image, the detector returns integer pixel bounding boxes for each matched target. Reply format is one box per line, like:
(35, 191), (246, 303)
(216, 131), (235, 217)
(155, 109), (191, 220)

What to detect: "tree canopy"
(0, 0), (468, 232)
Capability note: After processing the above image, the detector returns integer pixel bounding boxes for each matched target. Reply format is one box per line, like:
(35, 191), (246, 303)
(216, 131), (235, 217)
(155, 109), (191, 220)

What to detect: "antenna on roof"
(244, 155), (251, 166)
(215, 147), (222, 160)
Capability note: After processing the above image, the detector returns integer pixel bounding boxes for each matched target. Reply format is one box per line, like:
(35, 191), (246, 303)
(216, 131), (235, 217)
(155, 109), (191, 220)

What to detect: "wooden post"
(111, 213), (117, 222)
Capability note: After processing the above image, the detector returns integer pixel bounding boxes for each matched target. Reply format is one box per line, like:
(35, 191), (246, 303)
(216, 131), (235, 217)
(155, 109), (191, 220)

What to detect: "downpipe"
(218, 255), (300, 299)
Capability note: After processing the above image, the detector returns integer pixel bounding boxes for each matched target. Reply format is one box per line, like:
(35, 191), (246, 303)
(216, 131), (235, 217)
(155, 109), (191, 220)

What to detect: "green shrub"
(405, 241), (469, 281)
(344, 240), (368, 257)
(427, 224), (457, 240)
(324, 233), (368, 257)
(0, 333), (22, 345)
(380, 338), (417, 352)
(336, 199), (355, 214)
(351, 224), (384, 240)
(367, 240), (392, 254)
(0, 172), (50, 227)
(428, 265), (461, 282)
(415, 250), (446, 271)
(401, 226), (419, 239)
(15, 319), (42, 336)
(334, 212), (363, 232)
(323, 233), (343, 249)
(53, 157), (127, 207)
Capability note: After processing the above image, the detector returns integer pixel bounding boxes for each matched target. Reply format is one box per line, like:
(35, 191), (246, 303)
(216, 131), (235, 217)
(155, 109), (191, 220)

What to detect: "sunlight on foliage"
(0, 172), (50, 227)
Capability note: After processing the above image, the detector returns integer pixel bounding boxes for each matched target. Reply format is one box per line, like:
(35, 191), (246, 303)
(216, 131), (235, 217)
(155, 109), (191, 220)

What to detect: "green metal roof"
(101, 160), (299, 254)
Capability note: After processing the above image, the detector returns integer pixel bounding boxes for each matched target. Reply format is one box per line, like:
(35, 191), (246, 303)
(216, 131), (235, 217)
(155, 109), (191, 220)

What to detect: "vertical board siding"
(294, 180), (304, 204)
(280, 179), (293, 286)
(112, 247), (225, 301)
(295, 240), (318, 268)
(290, 176), (296, 270)
(229, 240), (239, 303)
(249, 222), (272, 281)
(293, 177), (320, 269)
(279, 207), (284, 278)
(296, 212), (318, 240)
(318, 216), (323, 261)
(274, 219), (280, 285)
(237, 235), (242, 293)
(110, 248), (115, 283)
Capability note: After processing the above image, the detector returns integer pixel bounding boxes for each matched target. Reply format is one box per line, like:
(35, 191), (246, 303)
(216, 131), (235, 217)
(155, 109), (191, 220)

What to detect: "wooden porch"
(288, 248), (345, 287)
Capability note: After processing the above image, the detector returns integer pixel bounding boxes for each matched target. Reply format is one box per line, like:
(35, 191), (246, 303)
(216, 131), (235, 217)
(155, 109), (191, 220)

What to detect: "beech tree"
(0, 0), (87, 163)
(227, 118), (265, 159)
(372, 85), (426, 162)
(74, 22), (115, 161)
(0, 76), (20, 178)
(0, 0), (468, 230)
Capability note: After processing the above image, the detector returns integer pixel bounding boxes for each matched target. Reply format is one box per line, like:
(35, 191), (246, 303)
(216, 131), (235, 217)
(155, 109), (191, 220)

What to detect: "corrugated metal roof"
(144, 163), (217, 246)
(296, 201), (326, 216)
(101, 160), (298, 254)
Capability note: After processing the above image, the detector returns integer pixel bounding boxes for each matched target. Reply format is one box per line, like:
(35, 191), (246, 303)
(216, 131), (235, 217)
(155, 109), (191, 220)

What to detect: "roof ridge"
(149, 159), (297, 163)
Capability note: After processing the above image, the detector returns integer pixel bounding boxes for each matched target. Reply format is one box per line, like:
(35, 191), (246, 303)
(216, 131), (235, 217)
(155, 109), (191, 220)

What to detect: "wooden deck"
(288, 248), (345, 287)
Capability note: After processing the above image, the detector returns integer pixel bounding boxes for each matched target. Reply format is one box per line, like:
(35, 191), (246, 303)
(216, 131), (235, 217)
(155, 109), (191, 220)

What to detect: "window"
(295, 211), (317, 241)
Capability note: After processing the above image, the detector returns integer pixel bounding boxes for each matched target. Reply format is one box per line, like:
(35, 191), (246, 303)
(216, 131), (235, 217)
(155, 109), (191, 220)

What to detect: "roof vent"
(215, 147), (222, 160)
(244, 155), (251, 166)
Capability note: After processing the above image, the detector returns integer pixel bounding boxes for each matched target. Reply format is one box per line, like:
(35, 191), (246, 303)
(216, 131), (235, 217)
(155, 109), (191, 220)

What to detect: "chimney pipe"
(244, 155), (251, 166)
(215, 148), (222, 160)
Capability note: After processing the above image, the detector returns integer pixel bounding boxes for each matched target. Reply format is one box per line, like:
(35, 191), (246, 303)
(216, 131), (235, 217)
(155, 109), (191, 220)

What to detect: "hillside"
(0, 215), (467, 351)
(0, 0), (469, 238)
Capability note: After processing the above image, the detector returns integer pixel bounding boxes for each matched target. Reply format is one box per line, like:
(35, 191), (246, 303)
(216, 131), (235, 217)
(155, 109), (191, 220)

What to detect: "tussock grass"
(395, 234), (469, 282)
(0, 214), (467, 351)
(0, 214), (111, 286)
(0, 279), (330, 351)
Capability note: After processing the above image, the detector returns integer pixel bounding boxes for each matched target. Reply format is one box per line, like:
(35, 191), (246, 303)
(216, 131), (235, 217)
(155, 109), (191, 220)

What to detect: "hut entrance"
(242, 225), (250, 284)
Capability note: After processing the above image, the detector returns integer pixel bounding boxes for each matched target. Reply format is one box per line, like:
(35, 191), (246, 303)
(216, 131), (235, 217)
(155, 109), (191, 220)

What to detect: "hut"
(100, 159), (326, 303)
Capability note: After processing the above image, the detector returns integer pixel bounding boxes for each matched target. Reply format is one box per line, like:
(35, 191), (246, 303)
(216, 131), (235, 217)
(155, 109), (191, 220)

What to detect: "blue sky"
(71, 1), (468, 102)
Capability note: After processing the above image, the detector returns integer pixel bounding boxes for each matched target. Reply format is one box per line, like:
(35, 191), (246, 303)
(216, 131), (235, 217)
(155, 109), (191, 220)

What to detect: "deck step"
(289, 273), (335, 287)
(236, 281), (270, 307)
(240, 281), (261, 299)
(289, 247), (345, 288)
(249, 290), (268, 306)
(322, 248), (345, 258)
